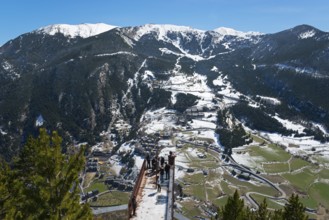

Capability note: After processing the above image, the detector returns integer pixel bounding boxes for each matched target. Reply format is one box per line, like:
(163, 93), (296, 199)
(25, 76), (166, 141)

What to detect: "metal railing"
(166, 163), (175, 220)
(128, 159), (147, 218)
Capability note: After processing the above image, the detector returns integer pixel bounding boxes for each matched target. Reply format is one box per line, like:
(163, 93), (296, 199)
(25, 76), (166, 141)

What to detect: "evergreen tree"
(272, 209), (283, 220)
(0, 128), (91, 220)
(220, 190), (245, 220)
(0, 159), (10, 217)
(244, 207), (256, 220)
(282, 194), (307, 220)
(255, 198), (271, 220)
(217, 191), (310, 220)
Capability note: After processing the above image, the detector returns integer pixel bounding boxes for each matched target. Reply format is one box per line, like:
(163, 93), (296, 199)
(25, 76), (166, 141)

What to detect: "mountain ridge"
(0, 23), (328, 161)
(34, 23), (118, 38)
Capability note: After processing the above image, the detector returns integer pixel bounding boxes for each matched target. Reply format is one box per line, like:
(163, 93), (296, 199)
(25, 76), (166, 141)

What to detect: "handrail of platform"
(128, 159), (147, 219)
(166, 164), (175, 220)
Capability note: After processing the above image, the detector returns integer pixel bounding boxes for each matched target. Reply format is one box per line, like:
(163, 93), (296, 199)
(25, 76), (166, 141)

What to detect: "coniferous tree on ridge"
(0, 128), (91, 220)
(282, 194), (307, 220)
(220, 190), (245, 220)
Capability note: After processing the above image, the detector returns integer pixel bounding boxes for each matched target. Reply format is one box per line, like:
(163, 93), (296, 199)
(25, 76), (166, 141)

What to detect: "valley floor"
(88, 70), (329, 219)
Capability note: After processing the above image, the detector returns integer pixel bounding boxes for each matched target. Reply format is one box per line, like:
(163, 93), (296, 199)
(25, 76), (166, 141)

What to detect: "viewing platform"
(131, 169), (169, 219)
(128, 150), (175, 220)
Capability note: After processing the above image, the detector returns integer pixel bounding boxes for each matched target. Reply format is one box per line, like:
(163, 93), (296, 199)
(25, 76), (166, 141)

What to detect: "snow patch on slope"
(213, 27), (263, 38)
(141, 108), (177, 134)
(257, 95), (281, 105)
(312, 123), (329, 136)
(36, 23), (117, 38)
(133, 24), (210, 59)
(133, 24), (205, 41)
(260, 132), (324, 150)
(164, 73), (214, 100)
(299, 30), (316, 39)
(0, 128), (7, 135)
(94, 51), (137, 57)
(159, 47), (213, 61)
(274, 64), (327, 78)
(273, 115), (305, 134)
(213, 74), (242, 105)
(1, 60), (20, 79)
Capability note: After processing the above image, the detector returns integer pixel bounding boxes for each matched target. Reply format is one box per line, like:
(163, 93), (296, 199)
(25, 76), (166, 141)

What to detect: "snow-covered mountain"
(1, 23), (329, 160)
(127, 24), (205, 41)
(124, 24), (262, 41)
(35, 23), (117, 38)
(213, 27), (263, 38)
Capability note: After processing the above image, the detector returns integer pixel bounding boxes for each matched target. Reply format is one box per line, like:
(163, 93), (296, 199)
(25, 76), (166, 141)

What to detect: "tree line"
(216, 109), (252, 155)
(218, 190), (308, 220)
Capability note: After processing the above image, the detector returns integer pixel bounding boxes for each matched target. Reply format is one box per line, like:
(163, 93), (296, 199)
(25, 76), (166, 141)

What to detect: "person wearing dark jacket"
(168, 151), (176, 165)
(131, 195), (137, 216)
(151, 157), (157, 172)
(146, 153), (151, 169)
(157, 175), (161, 192)
(160, 156), (165, 166)
(159, 165), (164, 182)
(164, 162), (170, 179)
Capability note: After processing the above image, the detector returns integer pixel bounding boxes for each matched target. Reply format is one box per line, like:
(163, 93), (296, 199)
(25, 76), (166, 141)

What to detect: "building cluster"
(185, 106), (205, 119)
(86, 158), (99, 172)
(105, 177), (134, 191)
(81, 190), (99, 202)
(175, 105), (218, 125)
(138, 135), (160, 156)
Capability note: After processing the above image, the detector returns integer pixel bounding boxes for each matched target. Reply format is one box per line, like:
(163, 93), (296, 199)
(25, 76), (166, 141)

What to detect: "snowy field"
(140, 108), (179, 134)
(273, 115), (305, 134)
(232, 150), (265, 170)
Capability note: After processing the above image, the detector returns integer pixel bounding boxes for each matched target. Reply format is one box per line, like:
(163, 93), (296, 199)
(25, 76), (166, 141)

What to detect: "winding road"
(176, 137), (317, 213)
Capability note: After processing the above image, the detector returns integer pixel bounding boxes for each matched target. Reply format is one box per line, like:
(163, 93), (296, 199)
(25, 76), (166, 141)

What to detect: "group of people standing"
(130, 151), (176, 217)
(146, 151), (175, 192)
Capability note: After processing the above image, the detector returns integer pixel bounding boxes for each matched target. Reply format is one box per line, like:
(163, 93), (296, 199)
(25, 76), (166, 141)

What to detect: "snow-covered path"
(131, 170), (169, 220)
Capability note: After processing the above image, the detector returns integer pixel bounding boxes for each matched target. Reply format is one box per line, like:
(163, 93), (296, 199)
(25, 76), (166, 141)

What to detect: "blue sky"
(1, 0), (328, 45)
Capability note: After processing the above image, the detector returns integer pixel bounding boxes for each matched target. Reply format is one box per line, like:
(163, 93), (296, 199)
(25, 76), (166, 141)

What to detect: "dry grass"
(83, 172), (96, 188)
(93, 210), (127, 220)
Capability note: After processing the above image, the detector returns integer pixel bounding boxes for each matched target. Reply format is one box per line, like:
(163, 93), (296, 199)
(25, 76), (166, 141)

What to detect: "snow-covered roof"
(35, 23), (117, 38)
